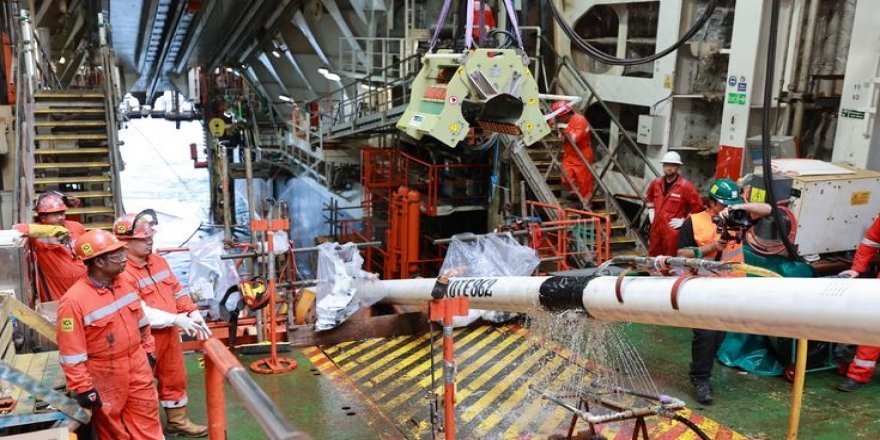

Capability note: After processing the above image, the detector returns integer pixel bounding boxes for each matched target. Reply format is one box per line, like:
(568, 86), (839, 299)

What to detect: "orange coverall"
(561, 113), (594, 199)
(26, 220), (87, 302)
(645, 176), (704, 256)
(845, 216), (880, 383)
(127, 253), (197, 409)
(57, 274), (163, 440)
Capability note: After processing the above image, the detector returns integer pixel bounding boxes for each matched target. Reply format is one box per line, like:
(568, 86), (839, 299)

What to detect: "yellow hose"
(729, 263), (782, 278)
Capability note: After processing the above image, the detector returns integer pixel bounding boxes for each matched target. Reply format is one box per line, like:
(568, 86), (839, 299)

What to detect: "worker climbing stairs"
(30, 90), (121, 229)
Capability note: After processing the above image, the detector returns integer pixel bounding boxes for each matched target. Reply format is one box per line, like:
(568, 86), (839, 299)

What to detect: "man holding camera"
(676, 178), (771, 405)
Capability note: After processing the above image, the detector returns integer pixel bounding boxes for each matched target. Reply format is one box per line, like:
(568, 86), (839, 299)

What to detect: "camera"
(712, 209), (753, 243)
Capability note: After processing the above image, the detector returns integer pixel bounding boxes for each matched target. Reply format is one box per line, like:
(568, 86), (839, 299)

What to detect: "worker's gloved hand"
(141, 301), (176, 329)
(187, 310), (213, 339)
(147, 353), (157, 370)
(668, 218), (684, 229)
(839, 269), (859, 278)
(75, 388), (102, 408)
(21, 224), (70, 244)
(713, 239), (729, 252)
(172, 314), (200, 338)
(647, 208), (655, 224)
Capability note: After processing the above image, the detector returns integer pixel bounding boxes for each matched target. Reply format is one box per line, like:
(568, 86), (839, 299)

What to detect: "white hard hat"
(660, 151), (683, 165)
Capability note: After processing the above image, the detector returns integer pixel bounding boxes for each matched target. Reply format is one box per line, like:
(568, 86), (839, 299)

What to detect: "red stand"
(428, 296), (470, 440)
(249, 218), (297, 374)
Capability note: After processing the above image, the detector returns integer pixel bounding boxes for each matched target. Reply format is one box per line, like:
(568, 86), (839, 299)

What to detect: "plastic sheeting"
(439, 232), (539, 326)
(186, 232), (241, 320)
(315, 242), (379, 331)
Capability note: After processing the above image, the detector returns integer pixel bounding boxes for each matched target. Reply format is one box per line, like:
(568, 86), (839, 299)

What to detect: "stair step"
(67, 206), (115, 215)
(35, 147), (109, 155)
(610, 236), (636, 245)
(33, 191), (114, 200)
(35, 133), (107, 141)
(34, 108), (105, 114)
(83, 223), (113, 231)
(35, 161), (110, 170)
(34, 91), (104, 99)
(34, 120), (107, 127)
(35, 175), (111, 185)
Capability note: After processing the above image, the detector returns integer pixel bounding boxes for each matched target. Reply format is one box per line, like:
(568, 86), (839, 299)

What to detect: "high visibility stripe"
(160, 396), (188, 408)
(862, 238), (880, 248)
(83, 292), (139, 325)
(138, 316), (149, 327)
(853, 358), (876, 368)
(137, 269), (171, 288)
(60, 353), (88, 364)
(36, 237), (63, 245)
(174, 290), (188, 299)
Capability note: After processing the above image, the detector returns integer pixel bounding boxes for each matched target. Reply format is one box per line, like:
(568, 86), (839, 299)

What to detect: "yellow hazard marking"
(501, 362), (578, 437)
(60, 318), (74, 332)
(348, 334), (431, 381)
(369, 326), (494, 402)
(334, 333), (420, 366)
(851, 191), (871, 205)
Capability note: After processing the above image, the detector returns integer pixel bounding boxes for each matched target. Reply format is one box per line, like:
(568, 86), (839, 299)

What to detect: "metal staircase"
(30, 90), (121, 229)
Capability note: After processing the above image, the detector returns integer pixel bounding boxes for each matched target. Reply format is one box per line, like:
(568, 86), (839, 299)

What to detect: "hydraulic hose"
(760, 0), (803, 262)
(671, 414), (711, 440)
(547, 0), (719, 66)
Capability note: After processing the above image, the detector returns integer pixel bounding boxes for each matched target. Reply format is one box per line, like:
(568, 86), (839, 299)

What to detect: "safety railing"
(338, 37), (414, 80)
(203, 338), (311, 440)
(399, 151), (491, 217)
(526, 201), (612, 269)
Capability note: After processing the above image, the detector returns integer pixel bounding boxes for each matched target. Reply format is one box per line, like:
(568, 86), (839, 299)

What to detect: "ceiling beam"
(207, 0), (263, 71)
(174, 0), (217, 74)
(320, 0), (368, 69)
(256, 51), (292, 98)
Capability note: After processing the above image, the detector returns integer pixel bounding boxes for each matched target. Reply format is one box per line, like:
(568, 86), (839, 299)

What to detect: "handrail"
(203, 338), (311, 440)
(98, 11), (124, 215)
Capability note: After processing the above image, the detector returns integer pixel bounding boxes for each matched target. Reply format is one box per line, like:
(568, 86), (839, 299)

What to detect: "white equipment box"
(784, 164), (880, 255)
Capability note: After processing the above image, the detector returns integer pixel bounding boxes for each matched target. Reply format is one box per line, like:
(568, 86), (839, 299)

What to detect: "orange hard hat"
(75, 229), (127, 261)
(35, 192), (67, 214)
(113, 209), (157, 239)
(551, 101), (572, 116)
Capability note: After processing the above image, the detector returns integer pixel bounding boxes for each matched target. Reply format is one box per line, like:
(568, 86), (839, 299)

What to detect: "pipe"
(360, 275), (880, 346)
(218, 141), (232, 241)
(787, 338), (808, 439)
(219, 241), (382, 260)
(190, 142), (207, 168)
(790, 0), (820, 140)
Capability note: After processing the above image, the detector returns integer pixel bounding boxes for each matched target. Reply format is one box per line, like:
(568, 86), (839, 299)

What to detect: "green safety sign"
(727, 92), (747, 105)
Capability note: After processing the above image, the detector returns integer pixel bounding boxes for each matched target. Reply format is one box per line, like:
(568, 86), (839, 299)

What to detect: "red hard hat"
(113, 209), (157, 239)
(36, 193), (67, 214)
(75, 229), (127, 261)
(551, 101), (572, 116)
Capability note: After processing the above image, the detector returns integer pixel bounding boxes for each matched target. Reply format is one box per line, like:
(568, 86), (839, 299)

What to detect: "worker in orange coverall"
(551, 101), (594, 205)
(645, 151), (704, 256)
(837, 215), (880, 392)
(56, 229), (163, 440)
(14, 191), (87, 301)
(114, 210), (211, 437)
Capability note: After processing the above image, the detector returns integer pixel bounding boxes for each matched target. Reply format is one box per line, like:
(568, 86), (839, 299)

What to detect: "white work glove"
(668, 218), (684, 229)
(173, 314), (201, 339)
(141, 302), (177, 329)
(839, 269), (859, 278)
(647, 208), (655, 224)
(187, 310), (213, 339)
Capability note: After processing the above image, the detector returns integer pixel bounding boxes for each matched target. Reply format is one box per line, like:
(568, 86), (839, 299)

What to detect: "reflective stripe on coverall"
(561, 113), (594, 199)
(646, 176), (703, 256)
(57, 274), (162, 440)
(127, 253), (197, 408)
(32, 220), (87, 302)
(846, 216), (880, 383)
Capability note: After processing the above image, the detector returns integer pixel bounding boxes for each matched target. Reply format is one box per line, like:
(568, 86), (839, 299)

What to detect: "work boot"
(692, 380), (714, 405)
(165, 406), (208, 437)
(837, 378), (865, 392)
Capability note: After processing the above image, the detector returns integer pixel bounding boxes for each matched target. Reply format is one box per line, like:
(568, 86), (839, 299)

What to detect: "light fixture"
(232, 70), (241, 77)
(271, 49), (281, 58)
(317, 67), (329, 76)
(278, 95), (293, 103)
(324, 72), (341, 81)
(58, 56), (66, 65)
(225, 67), (233, 73)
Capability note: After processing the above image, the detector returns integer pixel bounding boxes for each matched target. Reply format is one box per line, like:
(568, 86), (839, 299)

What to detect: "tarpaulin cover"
(315, 242), (379, 331)
(439, 232), (539, 326)
(187, 232), (241, 320)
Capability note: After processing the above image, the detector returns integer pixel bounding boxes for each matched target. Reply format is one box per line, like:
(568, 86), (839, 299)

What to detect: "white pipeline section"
(368, 275), (880, 347)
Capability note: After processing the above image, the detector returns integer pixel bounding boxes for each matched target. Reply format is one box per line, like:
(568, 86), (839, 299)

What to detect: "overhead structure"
(396, 48), (551, 148)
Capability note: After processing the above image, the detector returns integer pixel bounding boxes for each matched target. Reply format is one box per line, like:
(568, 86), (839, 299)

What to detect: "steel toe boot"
(165, 406), (208, 437)
(837, 378), (865, 392)
(692, 379), (714, 405)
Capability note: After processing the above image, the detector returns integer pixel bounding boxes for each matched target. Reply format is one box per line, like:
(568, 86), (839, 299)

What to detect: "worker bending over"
(645, 152), (703, 256)
(837, 215), (880, 392)
(551, 101), (594, 206)
(14, 191), (86, 301)
(114, 211), (211, 437)
(677, 178), (771, 405)
(57, 229), (163, 439)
